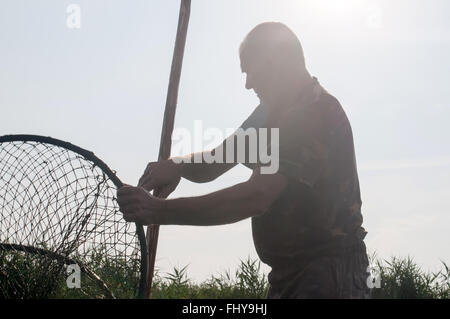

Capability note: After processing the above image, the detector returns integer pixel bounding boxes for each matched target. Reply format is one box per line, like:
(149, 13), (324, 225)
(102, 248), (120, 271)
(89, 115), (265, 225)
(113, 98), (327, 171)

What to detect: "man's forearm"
(172, 151), (236, 183)
(153, 180), (265, 226)
(121, 169), (287, 226)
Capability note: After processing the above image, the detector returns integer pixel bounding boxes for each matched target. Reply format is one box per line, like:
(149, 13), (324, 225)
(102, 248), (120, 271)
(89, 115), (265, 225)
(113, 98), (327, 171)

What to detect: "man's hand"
(117, 185), (164, 225)
(138, 159), (182, 198)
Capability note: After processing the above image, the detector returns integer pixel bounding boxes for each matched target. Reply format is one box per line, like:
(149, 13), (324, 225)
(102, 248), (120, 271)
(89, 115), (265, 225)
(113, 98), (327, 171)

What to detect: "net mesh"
(0, 138), (144, 298)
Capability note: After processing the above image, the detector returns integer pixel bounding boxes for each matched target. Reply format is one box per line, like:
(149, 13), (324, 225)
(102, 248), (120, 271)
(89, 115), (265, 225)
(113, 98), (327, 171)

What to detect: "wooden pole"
(145, 0), (191, 299)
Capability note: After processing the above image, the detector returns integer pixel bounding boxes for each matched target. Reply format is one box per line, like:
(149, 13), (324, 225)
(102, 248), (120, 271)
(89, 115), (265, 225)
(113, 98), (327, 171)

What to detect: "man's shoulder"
(280, 88), (346, 133)
(310, 89), (345, 118)
(311, 90), (352, 133)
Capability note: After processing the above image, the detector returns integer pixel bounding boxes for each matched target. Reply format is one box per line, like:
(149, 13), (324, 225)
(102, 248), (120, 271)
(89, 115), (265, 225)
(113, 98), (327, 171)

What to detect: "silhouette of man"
(117, 22), (370, 299)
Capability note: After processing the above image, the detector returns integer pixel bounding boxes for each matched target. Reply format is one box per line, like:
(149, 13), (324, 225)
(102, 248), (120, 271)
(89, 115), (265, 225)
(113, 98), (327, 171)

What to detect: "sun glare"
(295, 0), (383, 30)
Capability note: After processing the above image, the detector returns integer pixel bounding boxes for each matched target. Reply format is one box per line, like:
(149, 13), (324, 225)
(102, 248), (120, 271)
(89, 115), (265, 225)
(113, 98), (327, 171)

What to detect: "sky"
(1, 0), (449, 282)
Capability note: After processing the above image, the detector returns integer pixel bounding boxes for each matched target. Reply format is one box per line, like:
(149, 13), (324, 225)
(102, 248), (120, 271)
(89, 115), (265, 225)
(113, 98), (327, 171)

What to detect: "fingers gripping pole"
(145, 0), (191, 298)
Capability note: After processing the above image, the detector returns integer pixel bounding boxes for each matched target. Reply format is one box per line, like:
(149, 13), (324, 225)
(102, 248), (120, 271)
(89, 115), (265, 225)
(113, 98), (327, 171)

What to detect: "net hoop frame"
(0, 134), (148, 298)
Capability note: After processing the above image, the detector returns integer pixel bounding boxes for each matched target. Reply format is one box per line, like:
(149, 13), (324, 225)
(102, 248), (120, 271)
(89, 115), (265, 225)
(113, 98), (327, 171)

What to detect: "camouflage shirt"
(240, 77), (367, 285)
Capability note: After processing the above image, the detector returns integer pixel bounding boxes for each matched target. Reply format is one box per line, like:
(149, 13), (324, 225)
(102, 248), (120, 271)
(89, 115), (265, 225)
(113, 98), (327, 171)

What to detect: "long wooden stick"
(145, 0), (191, 299)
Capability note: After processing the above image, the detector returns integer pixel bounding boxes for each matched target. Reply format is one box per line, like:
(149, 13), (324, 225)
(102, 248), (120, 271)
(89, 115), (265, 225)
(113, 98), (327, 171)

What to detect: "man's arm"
(172, 130), (243, 183)
(119, 169), (288, 226)
(173, 154), (236, 184)
(139, 129), (246, 195)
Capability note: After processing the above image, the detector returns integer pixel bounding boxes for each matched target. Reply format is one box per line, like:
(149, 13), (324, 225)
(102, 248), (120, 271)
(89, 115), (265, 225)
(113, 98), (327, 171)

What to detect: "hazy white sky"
(1, 0), (449, 282)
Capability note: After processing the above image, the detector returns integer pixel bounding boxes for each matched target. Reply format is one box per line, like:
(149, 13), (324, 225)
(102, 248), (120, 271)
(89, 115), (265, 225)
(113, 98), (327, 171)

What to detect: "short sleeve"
(273, 102), (333, 187)
(238, 103), (269, 170)
(240, 103), (269, 130)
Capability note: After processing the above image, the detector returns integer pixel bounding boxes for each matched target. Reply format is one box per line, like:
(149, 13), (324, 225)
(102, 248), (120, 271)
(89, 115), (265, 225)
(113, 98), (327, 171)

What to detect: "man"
(117, 22), (370, 299)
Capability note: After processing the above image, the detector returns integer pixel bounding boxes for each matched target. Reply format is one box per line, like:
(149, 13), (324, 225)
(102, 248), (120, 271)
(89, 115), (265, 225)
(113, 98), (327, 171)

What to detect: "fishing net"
(0, 135), (147, 298)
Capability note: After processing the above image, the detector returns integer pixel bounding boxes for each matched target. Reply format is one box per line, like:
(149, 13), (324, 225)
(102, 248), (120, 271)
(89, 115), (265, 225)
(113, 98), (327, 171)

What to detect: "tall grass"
(370, 256), (450, 299)
(1, 248), (449, 299)
(150, 256), (449, 299)
(151, 257), (269, 299)
(0, 247), (65, 298)
(0, 246), (141, 299)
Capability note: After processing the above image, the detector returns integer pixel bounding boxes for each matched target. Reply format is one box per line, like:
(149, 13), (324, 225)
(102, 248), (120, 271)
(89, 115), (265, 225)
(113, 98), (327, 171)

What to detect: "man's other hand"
(138, 159), (182, 198)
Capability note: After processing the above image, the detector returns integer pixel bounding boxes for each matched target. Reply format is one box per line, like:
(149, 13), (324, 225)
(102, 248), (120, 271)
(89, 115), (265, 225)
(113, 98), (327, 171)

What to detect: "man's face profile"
(241, 54), (279, 104)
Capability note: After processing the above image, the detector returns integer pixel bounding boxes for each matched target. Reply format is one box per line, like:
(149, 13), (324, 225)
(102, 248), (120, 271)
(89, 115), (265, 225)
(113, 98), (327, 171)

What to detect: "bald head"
(239, 22), (311, 106)
(239, 22), (307, 76)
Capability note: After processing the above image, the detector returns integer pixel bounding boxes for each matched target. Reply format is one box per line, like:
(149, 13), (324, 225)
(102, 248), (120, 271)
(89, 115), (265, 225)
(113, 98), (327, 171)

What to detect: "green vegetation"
(1, 248), (449, 299)
(0, 246), (142, 299)
(370, 256), (449, 299)
(151, 257), (268, 299)
(0, 246), (65, 299)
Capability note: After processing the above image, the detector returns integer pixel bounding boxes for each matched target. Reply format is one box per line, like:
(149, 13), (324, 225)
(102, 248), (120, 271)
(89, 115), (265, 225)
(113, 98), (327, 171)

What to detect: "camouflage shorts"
(266, 247), (371, 299)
